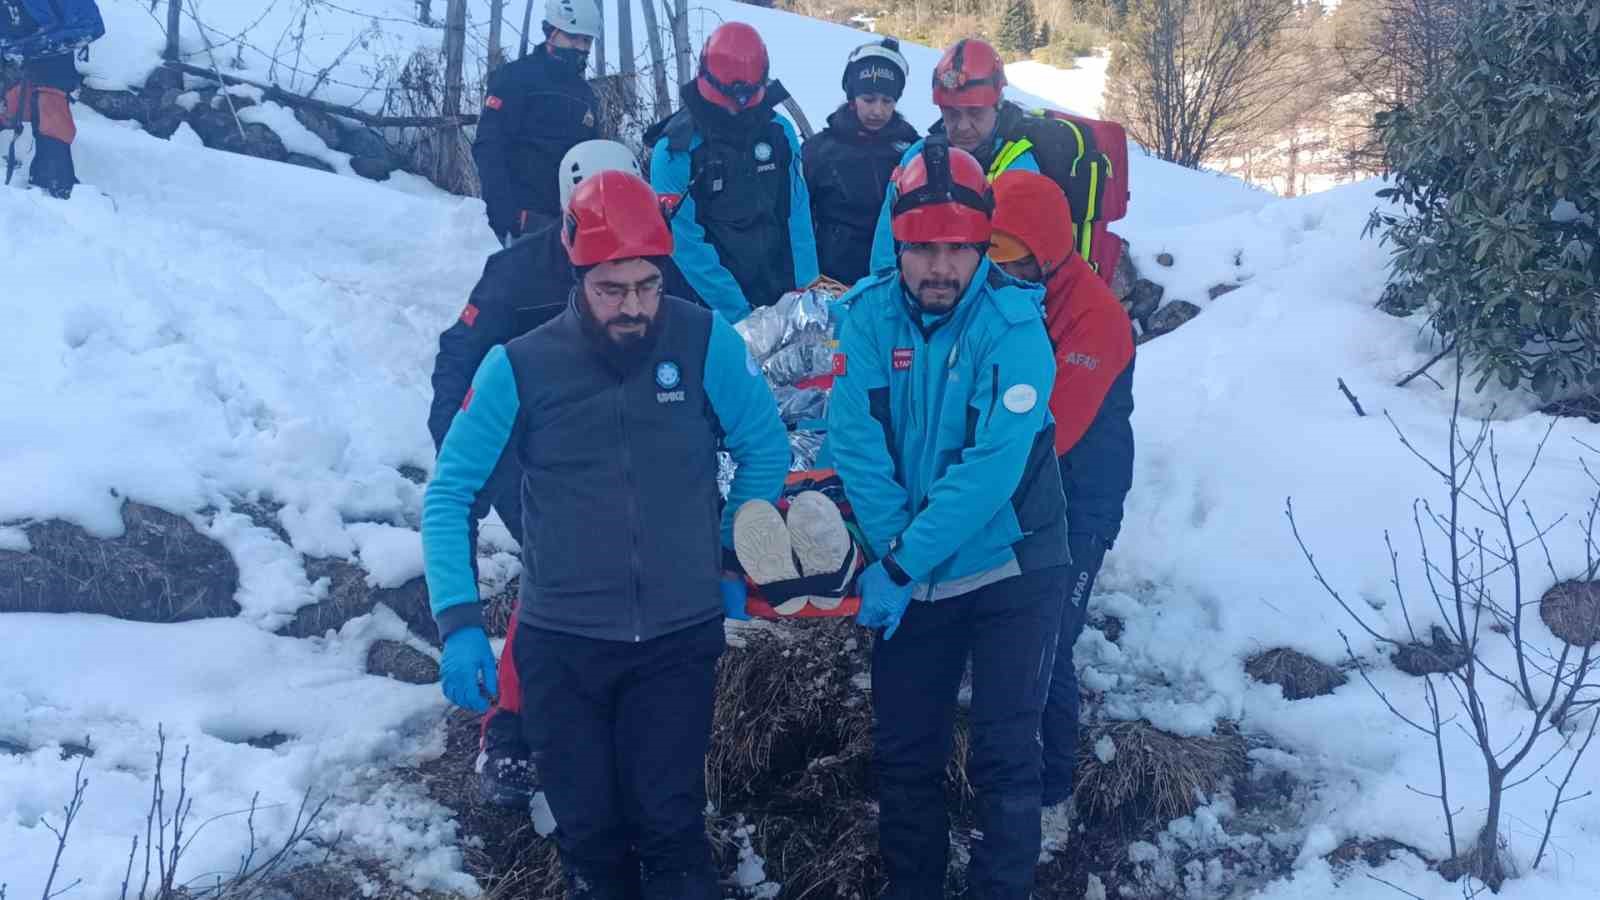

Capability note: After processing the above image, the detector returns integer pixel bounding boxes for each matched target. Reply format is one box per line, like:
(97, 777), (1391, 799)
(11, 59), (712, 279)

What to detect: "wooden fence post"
(672, 0), (690, 87)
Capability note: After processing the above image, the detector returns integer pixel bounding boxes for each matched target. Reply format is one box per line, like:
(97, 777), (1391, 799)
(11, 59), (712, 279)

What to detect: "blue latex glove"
(721, 573), (750, 621)
(857, 560), (916, 640)
(440, 626), (498, 713)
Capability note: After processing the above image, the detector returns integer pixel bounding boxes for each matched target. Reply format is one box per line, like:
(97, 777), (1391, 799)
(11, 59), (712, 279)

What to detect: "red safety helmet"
(562, 171), (674, 266)
(890, 138), (993, 245)
(697, 22), (770, 114)
(932, 38), (1006, 108)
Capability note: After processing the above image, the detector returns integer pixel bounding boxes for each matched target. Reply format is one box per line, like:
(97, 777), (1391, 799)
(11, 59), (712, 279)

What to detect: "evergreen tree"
(999, 0), (1040, 54)
(1372, 0), (1600, 400)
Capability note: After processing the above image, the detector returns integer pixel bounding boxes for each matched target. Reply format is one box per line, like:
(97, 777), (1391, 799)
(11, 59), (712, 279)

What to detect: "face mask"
(550, 45), (589, 74)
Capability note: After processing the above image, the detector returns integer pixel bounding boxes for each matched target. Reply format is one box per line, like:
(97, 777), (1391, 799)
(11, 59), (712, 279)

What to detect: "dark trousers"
(1041, 533), (1108, 806)
(4, 54), (79, 197)
(514, 618), (724, 900)
(871, 565), (1067, 899)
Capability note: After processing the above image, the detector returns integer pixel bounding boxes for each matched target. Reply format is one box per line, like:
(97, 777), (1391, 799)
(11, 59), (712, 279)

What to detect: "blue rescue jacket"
(648, 83), (819, 324)
(0, 0), (103, 60)
(866, 134), (1039, 275)
(826, 261), (1069, 593)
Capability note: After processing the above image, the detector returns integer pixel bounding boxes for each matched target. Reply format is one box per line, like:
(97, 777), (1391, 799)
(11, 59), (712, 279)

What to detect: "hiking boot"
(734, 499), (805, 614)
(785, 490), (853, 610)
(477, 714), (537, 809)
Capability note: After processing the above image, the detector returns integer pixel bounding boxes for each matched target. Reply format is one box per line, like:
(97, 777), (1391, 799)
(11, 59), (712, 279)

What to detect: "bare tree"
(640, 0), (674, 120)
(520, 0), (536, 58)
(671, 0), (691, 87)
(487, 0), (507, 72)
(1330, 0), (1482, 169)
(1105, 0), (1301, 168)
(164, 0), (183, 61)
(1288, 352), (1600, 892)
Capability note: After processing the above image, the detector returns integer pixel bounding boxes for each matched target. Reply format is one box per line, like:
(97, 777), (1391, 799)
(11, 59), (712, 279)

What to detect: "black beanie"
(844, 50), (907, 101)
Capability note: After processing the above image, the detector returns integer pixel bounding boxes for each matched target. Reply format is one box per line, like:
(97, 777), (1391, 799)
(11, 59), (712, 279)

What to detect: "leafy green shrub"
(1370, 0), (1600, 400)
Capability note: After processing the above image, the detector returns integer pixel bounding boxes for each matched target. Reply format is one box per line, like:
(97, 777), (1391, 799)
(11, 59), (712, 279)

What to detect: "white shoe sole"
(734, 499), (801, 609)
(786, 491), (852, 610)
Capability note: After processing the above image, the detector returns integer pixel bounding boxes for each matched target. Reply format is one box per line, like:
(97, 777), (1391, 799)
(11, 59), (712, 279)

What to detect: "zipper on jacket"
(617, 378), (644, 641)
(987, 364), (1000, 427)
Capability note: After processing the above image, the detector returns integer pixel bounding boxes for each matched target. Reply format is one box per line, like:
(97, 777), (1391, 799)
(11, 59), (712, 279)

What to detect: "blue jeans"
(871, 565), (1068, 899)
(1041, 533), (1107, 806)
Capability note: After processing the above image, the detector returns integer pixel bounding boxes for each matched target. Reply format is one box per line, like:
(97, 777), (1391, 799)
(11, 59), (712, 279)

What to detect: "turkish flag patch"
(832, 352), (847, 376)
(460, 303), (479, 327)
(461, 387), (475, 411)
(485, 95), (503, 111)
(892, 348), (914, 371)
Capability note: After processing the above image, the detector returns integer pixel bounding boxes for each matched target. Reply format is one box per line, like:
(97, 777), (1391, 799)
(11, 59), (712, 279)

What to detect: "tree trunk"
(418, 0), (433, 26)
(640, 0), (674, 120)
(165, 0), (182, 61)
(618, 0), (636, 78)
(1476, 768), (1506, 887)
(439, 0), (472, 193)
(520, 0), (535, 58)
(487, 0), (507, 72)
(594, 0), (608, 76)
(672, 0), (691, 87)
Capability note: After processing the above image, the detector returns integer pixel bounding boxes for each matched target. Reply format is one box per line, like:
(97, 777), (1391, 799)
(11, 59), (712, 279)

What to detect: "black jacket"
(644, 81), (817, 317)
(471, 45), (598, 241)
(802, 105), (919, 286)
(428, 219), (704, 452)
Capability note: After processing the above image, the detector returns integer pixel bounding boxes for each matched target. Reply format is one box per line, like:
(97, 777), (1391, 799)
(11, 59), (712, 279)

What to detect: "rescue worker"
(801, 37), (918, 286)
(423, 170), (789, 897)
(472, 0), (601, 245)
(645, 22), (818, 323)
(826, 138), (1069, 899)
(987, 170), (1135, 815)
(0, 0), (104, 199)
(428, 139), (703, 810)
(867, 37), (1040, 273)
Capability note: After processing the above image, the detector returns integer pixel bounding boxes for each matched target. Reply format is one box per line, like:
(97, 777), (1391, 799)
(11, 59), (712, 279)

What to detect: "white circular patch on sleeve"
(1002, 383), (1038, 414)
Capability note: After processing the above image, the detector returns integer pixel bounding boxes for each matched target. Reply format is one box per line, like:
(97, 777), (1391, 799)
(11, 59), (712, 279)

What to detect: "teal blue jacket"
(866, 135), (1039, 274)
(825, 260), (1069, 589)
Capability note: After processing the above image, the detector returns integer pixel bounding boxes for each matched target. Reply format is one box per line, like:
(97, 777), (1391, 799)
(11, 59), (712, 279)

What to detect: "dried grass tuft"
(707, 620), (873, 807)
(1074, 720), (1248, 834)
(1245, 648), (1347, 700)
(1540, 580), (1600, 647)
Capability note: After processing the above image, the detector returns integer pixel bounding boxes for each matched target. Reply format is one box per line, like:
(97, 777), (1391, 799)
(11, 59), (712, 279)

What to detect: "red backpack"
(996, 107), (1131, 285)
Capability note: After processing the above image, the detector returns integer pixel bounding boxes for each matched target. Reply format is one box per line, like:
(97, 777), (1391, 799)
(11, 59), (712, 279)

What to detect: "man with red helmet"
(865, 37), (1045, 273)
(422, 170), (788, 898)
(988, 169), (1135, 822)
(428, 140), (708, 813)
(644, 22), (818, 323)
(826, 138), (1070, 898)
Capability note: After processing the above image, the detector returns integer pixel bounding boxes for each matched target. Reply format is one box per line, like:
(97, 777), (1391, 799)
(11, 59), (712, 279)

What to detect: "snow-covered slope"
(4, 2), (1600, 898)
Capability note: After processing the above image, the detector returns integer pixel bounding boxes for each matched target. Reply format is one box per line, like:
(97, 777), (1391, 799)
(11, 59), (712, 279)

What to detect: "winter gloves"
(857, 559), (915, 639)
(441, 626), (499, 713)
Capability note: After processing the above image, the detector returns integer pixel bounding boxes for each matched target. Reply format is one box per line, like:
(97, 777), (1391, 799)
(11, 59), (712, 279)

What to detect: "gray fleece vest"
(504, 296), (722, 642)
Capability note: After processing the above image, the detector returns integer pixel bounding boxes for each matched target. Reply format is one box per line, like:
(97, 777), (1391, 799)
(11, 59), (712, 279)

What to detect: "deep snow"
(3, 1), (1600, 897)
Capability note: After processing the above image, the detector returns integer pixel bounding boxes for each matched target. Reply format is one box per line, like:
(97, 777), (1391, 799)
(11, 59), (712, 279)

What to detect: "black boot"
(478, 709), (538, 808)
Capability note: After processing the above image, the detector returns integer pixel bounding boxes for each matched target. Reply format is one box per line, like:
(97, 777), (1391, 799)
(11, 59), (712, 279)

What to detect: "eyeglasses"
(589, 276), (662, 306)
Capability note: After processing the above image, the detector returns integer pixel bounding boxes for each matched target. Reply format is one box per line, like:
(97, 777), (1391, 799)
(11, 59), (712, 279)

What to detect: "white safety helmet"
(558, 139), (643, 209)
(545, 0), (602, 40)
